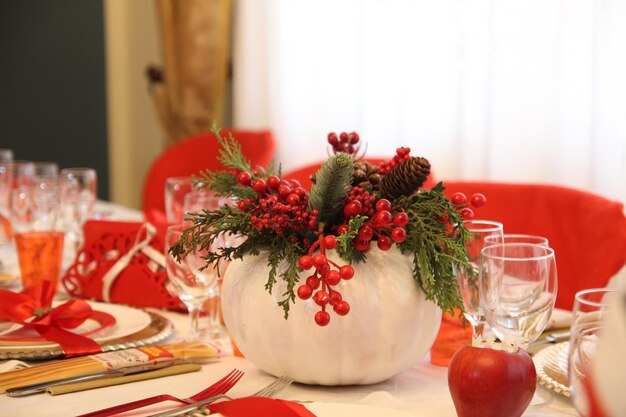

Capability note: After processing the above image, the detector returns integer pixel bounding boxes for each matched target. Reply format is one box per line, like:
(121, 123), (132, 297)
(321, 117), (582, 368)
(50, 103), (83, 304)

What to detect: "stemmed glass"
(568, 288), (618, 416)
(165, 176), (193, 224)
(183, 190), (231, 341)
(479, 243), (558, 349)
(165, 224), (221, 340)
(484, 233), (549, 247)
(59, 168), (97, 250)
(0, 150), (13, 245)
(456, 220), (504, 339)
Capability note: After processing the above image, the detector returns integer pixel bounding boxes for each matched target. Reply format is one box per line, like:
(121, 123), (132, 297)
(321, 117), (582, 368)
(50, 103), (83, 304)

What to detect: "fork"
(77, 369), (244, 417)
(147, 375), (294, 417)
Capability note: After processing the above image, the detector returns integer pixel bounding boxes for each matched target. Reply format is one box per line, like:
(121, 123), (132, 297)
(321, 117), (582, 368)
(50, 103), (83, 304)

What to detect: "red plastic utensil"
(77, 368), (244, 417)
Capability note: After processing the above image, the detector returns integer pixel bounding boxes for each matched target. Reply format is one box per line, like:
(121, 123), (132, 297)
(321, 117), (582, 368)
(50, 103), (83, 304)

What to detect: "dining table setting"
(0, 133), (624, 417)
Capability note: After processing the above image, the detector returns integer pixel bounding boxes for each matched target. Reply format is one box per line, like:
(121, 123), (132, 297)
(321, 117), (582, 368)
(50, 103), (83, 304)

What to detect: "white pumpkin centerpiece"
(222, 246), (441, 385)
(171, 127), (475, 387)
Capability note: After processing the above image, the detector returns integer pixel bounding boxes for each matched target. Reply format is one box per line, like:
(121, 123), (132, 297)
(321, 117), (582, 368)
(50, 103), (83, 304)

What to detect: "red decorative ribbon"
(208, 397), (317, 417)
(0, 281), (102, 358)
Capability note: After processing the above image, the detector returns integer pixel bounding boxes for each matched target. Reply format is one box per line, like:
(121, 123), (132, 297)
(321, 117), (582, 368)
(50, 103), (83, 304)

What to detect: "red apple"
(447, 345), (537, 417)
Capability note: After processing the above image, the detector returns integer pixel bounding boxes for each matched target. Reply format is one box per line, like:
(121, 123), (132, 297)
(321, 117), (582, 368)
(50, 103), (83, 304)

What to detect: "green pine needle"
(309, 153), (353, 224)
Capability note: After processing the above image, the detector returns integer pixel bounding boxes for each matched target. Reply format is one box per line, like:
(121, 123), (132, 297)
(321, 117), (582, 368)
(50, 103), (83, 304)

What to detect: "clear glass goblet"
(165, 224), (220, 340)
(479, 243), (558, 349)
(456, 220), (504, 339)
(165, 176), (193, 224)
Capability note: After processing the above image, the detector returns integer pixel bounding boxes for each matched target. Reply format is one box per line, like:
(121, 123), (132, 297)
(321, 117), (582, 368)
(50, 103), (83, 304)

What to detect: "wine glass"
(456, 220), (504, 339)
(183, 190), (231, 340)
(0, 151), (13, 245)
(484, 233), (549, 247)
(165, 224), (220, 340)
(479, 243), (558, 349)
(568, 288), (618, 416)
(11, 175), (59, 234)
(59, 168), (97, 250)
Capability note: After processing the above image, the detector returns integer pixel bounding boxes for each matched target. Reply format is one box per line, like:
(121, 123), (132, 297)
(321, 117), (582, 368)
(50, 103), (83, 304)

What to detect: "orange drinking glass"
(15, 231), (64, 290)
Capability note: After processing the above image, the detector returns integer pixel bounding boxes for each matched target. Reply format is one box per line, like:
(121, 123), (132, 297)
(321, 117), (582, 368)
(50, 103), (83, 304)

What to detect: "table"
(0, 308), (578, 417)
(0, 202), (579, 417)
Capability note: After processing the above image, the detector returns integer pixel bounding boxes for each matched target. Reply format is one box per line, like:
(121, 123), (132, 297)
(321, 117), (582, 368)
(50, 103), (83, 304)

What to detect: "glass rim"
(574, 288), (620, 308)
(481, 242), (555, 261)
(484, 233), (548, 242)
(462, 219), (503, 232)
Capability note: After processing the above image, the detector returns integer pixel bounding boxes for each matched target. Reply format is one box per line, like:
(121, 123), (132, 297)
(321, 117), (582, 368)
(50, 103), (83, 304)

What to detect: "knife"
(5, 361), (183, 397)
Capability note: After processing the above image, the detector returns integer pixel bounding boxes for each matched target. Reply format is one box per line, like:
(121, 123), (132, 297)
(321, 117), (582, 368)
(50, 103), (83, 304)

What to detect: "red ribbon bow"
(0, 281), (102, 357)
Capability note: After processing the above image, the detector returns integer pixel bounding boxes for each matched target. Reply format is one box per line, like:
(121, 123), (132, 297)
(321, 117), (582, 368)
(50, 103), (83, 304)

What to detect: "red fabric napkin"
(208, 397), (316, 417)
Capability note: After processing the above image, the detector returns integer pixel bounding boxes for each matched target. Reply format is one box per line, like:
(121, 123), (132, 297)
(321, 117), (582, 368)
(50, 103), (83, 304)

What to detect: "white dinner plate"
(305, 402), (416, 417)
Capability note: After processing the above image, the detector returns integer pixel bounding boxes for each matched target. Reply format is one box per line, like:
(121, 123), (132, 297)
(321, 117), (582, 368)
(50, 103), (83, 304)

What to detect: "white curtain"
(233, 0), (626, 203)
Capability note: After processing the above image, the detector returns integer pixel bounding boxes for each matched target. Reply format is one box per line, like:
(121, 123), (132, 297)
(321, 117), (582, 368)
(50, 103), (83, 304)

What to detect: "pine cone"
(352, 160), (381, 192)
(380, 156), (431, 200)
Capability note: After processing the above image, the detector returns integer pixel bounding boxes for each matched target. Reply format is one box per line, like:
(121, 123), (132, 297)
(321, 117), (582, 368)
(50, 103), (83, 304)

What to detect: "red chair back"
(442, 181), (626, 310)
(283, 158), (437, 191)
(142, 129), (275, 215)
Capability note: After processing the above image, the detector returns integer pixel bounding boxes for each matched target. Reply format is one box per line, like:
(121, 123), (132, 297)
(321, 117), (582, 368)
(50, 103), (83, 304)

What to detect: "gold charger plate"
(0, 307), (172, 360)
(533, 341), (570, 397)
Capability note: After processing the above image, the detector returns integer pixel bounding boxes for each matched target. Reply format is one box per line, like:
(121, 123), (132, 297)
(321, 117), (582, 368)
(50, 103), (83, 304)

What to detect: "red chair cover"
(443, 181), (626, 310)
(142, 129), (275, 215)
(283, 158), (437, 191)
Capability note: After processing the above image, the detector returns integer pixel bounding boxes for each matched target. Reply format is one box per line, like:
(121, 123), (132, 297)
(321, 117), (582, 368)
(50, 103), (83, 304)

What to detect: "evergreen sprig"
(336, 215), (368, 263)
(395, 182), (470, 315)
(309, 153), (353, 224)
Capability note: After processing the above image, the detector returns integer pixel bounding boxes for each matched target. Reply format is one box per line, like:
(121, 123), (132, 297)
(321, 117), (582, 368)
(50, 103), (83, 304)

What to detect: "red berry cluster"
(327, 132), (360, 155)
(340, 198), (408, 252)
(296, 234), (355, 327)
(341, 187), (375, 219)
(236, 172), (319, 235)
(448, 192), (487, 220)
(377, 147), (411, 175)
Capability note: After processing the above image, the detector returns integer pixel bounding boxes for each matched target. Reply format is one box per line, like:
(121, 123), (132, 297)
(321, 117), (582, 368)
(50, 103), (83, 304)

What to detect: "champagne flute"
(479, 243), (558, 349)
(456, 220), (504, 339)
(60, 168), (97, 250)
(165, 176), (193, 224)
(183, 190), (231, 340)
(568, 288), (618, 416)
(165, 224), (220, 340)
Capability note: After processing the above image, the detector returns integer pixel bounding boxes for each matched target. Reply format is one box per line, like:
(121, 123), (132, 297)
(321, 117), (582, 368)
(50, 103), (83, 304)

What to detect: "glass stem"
(188, 306), (201, 339)
(472, 322), (485, 340)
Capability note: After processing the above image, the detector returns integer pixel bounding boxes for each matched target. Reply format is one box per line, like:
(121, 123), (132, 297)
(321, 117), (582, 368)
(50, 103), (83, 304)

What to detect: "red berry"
(315, 310), (330, 326)
(326, 270), (341, 285)
(343, 201), (362, 217)
(299, 255), (313, 270)
(237, 171), (252, 186)
(354, 239), (371, 252)
(324, 235), (337, 250)
(289, 179), (302, 188)
(333, 301), (350, 316)
(377, 235), (393, 250)
(347, 145), (355, 154)
(437, 210), (449, 222)
(328, 132), (338, 145)
(306, 276), (320, 289)
(375, 210), (392, 226)
(470, 193), (487, 208)
(237, 200), (246, 211)
(339, 132), (349, 143)
(348, 132), (359, 144)
(278, 184), (291, 198)
(294, 187), (307, 198)
(339, 265), (354, 279)
(297, 284), (312, 300)
(286, 193), (300, 205)
(393, 212), (409, 227)
(329, 290), (342, 304)
(314, 290), (330, 306)
(338, 224), (349, 235)
(357, 225), (374, 241)
(460, 207), (475, 220)
(312, 253), (327, 268)
(375, 199), (392, 212)
(391, 227), (407, 243)
(266, 175), (281, 190)
(451, 192), (467, 206)
(252, 179), (268, 194)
